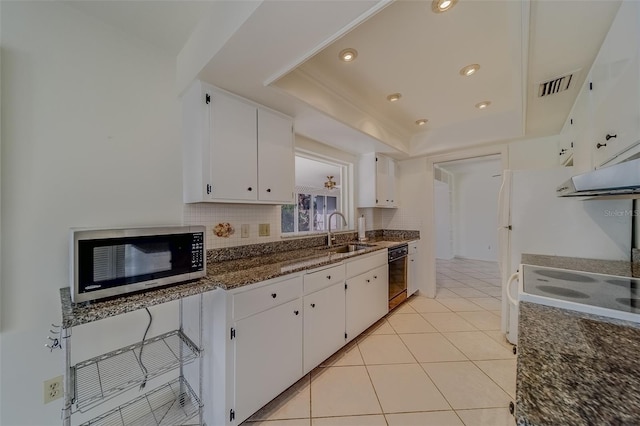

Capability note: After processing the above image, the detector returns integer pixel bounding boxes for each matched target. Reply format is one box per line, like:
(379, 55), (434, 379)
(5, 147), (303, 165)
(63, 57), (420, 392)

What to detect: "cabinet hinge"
(207, 184), (212, 194)
(344, 332), (348, 339)
(230, 327), (236, 340)
(230, 409), (235, 421)
(205, 93), (211, 104)
(589, 82), (593, 91)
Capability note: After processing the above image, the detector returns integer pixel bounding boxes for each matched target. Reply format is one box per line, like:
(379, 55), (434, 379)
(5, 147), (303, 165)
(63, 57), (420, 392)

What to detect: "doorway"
(430, 154), (505, 330)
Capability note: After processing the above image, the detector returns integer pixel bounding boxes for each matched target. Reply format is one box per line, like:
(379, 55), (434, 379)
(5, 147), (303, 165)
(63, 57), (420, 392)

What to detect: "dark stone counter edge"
(61, 232), (419, 328)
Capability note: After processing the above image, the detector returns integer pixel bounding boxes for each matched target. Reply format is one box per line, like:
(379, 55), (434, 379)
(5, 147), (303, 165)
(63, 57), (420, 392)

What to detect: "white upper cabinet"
(358, 153), (398, 208)
(588, 0), (640, 168)
(257, 109), (295, 203)
(210, 90), (258, 201)
(182, 81), (294, 204)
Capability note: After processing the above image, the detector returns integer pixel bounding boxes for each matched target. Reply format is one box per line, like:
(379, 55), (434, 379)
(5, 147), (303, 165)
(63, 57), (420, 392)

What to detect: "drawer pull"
(271, 293), (277, 298)
(374, 275), (378, 279)
(326, 275), (331, 280)
(311, 303), (316, 308)
(366, 279), (371, 283)
(294, 310), (299, 315)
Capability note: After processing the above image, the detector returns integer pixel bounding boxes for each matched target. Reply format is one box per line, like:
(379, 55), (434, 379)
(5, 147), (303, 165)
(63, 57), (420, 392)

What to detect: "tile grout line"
(357, 340), (389, 425)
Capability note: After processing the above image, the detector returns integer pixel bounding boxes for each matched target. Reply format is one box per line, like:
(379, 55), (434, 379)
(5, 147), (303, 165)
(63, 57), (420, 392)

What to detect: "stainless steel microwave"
(70, 226), (206, 303)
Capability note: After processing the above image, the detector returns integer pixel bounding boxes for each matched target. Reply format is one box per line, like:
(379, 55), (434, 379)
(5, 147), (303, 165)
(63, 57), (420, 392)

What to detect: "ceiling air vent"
(538, 73), (574, 97)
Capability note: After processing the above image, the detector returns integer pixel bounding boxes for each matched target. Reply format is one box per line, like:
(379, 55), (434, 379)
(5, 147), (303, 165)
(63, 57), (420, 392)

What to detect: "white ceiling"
(64, 0), (624, 158)
(295, 0), (519, 135)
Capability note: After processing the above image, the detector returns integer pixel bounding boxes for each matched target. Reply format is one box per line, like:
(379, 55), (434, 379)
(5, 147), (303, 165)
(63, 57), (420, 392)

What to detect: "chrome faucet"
(327, 212), (347, 247)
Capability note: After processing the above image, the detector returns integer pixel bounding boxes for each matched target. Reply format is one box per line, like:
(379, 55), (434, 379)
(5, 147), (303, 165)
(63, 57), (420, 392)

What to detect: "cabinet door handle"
(310, 303), (316, 308)
(606, 133), (617, 141)
(294, 310), (299, 315)
(366, 279), (370, 283)
(271, 293), (277, 298)
(373, 275), (378, 279)
(411, 259), (415, 262)
(266, 188), (271, 193)
(596, 142), (607, 149)
(248, 187), (253, 191)
(326, 275), (331, 280)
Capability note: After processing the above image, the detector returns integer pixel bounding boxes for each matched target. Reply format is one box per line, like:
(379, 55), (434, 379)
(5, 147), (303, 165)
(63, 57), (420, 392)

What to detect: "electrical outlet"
(241, 224), (250, 238)
(44, 375), (63, 404)
(259, 223), (270, 237)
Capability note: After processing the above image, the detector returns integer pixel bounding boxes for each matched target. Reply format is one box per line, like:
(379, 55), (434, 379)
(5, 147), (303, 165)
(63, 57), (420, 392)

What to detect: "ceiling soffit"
(275, 0), (526, 155)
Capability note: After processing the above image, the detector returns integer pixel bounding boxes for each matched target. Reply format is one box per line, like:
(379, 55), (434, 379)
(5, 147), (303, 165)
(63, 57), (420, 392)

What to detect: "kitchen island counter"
(517, 252), (640, 425)
(517, 302), (640, 425)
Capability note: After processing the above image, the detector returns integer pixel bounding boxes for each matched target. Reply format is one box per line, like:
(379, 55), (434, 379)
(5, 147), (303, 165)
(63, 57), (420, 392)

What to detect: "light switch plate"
(259, 223), (270, 237)
(241, 224), (250, 238)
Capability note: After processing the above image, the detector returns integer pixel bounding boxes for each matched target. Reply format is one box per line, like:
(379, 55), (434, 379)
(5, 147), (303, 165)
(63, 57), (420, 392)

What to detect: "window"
(281, 154), (351, 235)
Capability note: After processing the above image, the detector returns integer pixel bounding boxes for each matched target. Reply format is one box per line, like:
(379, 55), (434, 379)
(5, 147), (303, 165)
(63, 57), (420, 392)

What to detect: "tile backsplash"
(184, 203), (282, 249)
(184, 204), (418, 250)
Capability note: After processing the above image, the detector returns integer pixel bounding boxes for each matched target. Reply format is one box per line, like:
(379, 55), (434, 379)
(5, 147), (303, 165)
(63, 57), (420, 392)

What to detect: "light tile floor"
(243, 258), (515, 426)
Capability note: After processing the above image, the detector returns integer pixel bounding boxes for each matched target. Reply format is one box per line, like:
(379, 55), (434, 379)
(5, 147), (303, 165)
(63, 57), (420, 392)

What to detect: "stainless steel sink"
(318, 243), (373, 254)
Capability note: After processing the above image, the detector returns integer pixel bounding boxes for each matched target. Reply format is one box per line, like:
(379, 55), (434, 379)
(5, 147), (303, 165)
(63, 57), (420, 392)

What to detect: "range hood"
(557, 157), (640, 197)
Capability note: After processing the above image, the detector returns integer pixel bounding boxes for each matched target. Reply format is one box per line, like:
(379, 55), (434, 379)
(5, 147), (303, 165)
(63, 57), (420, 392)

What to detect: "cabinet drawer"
(304, 264), (345, 295)
(346, 251), (387, 279)
(233, 276), (302, 320)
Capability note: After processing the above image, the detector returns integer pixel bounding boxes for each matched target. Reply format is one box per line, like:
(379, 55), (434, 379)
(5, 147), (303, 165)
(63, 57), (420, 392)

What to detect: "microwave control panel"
(191, 232), (205, 271)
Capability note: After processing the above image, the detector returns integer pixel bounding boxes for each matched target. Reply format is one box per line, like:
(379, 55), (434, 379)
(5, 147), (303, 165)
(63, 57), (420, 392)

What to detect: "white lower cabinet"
(346, 264), (388, 342)
(303, 282), (346, 374)
(206, 251), (392, 425)
(234, 297), (303, 423)
(407, 240), (419, 296)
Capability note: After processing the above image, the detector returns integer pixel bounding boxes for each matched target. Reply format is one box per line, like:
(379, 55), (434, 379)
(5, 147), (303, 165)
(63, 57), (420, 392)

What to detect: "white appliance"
(514, 264), (640, 324)
(498, 167), (632, 344)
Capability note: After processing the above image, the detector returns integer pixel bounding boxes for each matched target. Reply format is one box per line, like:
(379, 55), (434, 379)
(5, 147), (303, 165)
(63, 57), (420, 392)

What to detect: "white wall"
(434, 180), (452, 259)
(1, 3), (184, 423)
(381, 158), (429, 295)
(453, 170), (502, 261)
(508, 135), (560, 170)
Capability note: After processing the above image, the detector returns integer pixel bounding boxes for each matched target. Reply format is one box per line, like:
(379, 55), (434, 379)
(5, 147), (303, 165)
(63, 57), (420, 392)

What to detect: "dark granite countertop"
(206, 243), (387, 290)
(60, 233), (418, 327)
(516, 252), (640, 425)
(517, 302), (640, 425)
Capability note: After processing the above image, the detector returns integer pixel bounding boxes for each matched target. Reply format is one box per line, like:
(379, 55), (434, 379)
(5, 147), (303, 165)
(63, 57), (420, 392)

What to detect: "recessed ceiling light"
(339, 48), (358, 62)
(432, 0), (458, 13)
(415, 119), (428, 126)
(387, 93), (402, 102)
(475, 101), (491, 109)
(460, 64), (480, 76)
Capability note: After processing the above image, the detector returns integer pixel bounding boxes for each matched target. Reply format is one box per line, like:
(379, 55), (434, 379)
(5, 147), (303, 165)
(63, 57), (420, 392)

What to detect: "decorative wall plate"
(213, 223), (234, 238)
